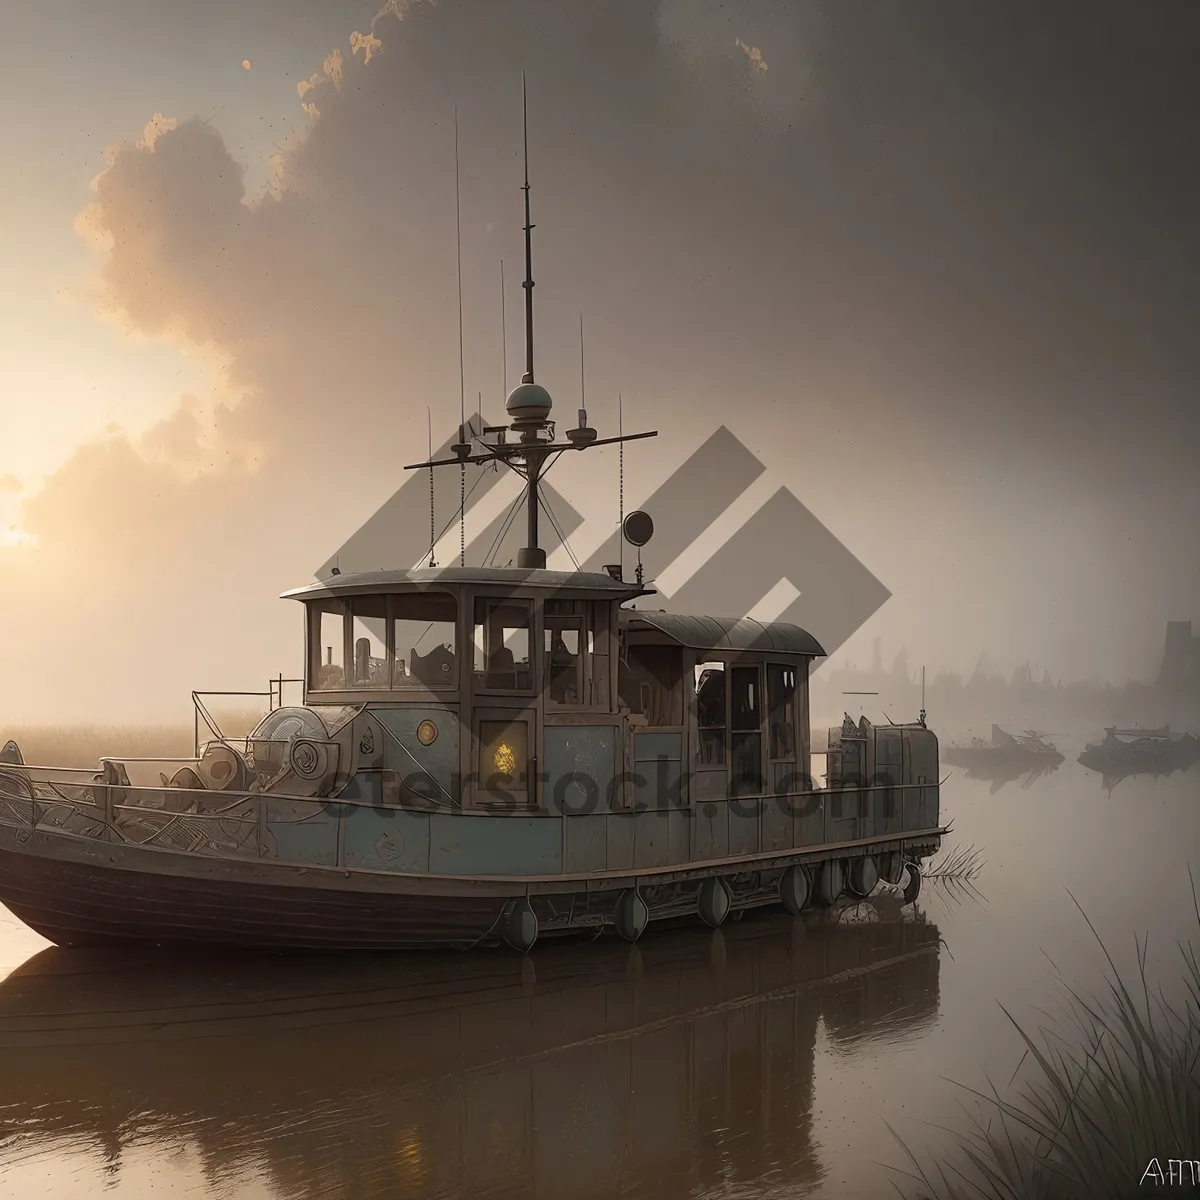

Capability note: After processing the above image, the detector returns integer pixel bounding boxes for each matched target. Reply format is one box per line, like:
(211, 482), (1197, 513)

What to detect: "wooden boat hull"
(0, 820), (942, 952)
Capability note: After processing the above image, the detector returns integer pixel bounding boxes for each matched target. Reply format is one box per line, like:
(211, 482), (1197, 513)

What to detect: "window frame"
(305, 591), (460, 699)
(472, 595), (538, 698)
(766, 661), (799, 763)
(473, 709), (536, 810)
(543, 610), (586, 708)
(348, 595), (390, 689)
(728, 662), (764, 798)
(309, 599), (350, 693)
(694, 659), (728, 769)
(391, 591), (459, 692)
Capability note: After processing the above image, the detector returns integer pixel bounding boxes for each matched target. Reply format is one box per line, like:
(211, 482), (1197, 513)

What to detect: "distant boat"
(942, 725), (1064, 778)
(1078, 725), (1200, 780)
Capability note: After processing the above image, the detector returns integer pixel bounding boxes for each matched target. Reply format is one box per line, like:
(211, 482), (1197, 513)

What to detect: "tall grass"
(3, 711), (267, 768)
(889, 876), (1200, 1199)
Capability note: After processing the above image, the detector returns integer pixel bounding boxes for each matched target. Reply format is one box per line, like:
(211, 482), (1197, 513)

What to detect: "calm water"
(0, 741), (1197, 1199)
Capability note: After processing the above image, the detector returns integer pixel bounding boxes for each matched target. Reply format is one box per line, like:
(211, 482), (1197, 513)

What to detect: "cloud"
(138, 112), (179, 150)
(0, 475), (21, 494)
(3, 0), (1196, 722)
(371, 0), (433, 29)
(350, 31), (383, 64)
(1, 0), (815, 721)
(736, 39), (768, 72)
(296, 43), (351, 117)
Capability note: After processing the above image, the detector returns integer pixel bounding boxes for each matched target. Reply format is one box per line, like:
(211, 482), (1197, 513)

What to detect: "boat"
(942, 723), (1064, 781)
(0, 902), (939, 1196)
(1077, 725), (1200, 780)
(0, 91), (944, 953)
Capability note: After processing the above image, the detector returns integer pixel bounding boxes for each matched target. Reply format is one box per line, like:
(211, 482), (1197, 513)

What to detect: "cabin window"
(695, 661), (726, 766)
(478, 718), (528, 792)
(590, 602), (610, 705)
(730, 665), (763, 796)
(310, 601), (348, 690)
(544, 620), (583, 705)
(619, 645), (683, 725)
(350, 597), (388, 687)
(393, 592), (457, 689)
(473, 598), (534, 692)
(767, 664), (797, 760)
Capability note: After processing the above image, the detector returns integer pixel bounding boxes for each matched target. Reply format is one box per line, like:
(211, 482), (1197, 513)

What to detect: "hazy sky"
(1, 0), (1198, 722)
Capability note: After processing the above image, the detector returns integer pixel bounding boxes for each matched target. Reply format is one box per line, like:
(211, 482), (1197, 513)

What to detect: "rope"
(484, 489), (526, 566)
(539, 491), (580, 570)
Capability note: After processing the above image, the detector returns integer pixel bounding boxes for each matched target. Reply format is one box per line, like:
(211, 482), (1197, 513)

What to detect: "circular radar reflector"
(622, 510), (654, 548)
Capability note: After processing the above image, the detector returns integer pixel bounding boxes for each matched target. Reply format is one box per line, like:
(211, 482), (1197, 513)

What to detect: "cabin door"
(473, 708), (537, 810)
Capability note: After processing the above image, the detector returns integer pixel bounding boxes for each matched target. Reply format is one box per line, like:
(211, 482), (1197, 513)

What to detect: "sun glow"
(1, 527), (38, 548)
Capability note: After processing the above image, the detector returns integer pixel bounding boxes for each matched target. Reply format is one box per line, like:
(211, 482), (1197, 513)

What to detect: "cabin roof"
(282, 566), (653, 602)
(621, 611), (825, 657)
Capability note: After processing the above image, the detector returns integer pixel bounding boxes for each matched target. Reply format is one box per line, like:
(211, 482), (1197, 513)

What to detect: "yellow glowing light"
(242, 60), (252, 70)
(492, 742), (516, 778)
(416, 720), (437, 746)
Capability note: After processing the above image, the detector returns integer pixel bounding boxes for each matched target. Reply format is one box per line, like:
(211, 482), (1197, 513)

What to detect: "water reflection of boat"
(942, 725), (1064, 792)
(0, 901), (939, 1197)
(1078, 726), (1200, 784)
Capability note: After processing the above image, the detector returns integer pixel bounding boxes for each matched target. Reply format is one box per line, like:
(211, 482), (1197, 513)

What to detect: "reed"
(888, 874), (1200, 1199)
(924, 842), (986, 882)
(3, 711), (267, 769)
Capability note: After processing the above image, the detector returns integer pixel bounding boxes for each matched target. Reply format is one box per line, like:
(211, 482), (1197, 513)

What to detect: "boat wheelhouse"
(0, 82), (944, 952)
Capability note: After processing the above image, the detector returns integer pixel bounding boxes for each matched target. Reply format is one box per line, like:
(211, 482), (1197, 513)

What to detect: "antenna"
(402, 86), (658, 575)
(427, 408), (437, 568)
(579, 313), (585, 413)
(455, 107), (466, 568)
(618, 393), (624, 582)
(500, 260), (507, 398)
(920, 665), (927, 728)
(520, 71), (535, 383)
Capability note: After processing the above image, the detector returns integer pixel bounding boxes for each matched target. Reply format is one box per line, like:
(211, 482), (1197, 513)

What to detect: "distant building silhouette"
(1158, 621), (1200, 702)
(814, 624), (1200, 733)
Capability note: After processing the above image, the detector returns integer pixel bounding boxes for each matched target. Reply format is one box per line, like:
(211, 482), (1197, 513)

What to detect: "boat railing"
(0, 759), (942, 877)
(191, 678), (304, 756)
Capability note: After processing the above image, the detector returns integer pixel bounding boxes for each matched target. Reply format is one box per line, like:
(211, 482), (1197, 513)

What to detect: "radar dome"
(505, 380), (553, 424)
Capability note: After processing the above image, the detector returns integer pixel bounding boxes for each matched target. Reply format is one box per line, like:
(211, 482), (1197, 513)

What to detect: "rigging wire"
(618, 393), (624, 580)
(454, 107), (467, 568)
(427, 408), (436, 568)
(539, 491), (581, 570)
(484, 488), (526, 566)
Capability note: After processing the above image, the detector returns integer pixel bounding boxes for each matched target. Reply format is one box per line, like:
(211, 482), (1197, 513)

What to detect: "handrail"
(0, 764), (97, 775)
(190, 678), (306, 755)
(5, 771), (935, 817)
(100, 756), (199, 764)
(1, 763), (941, 883)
